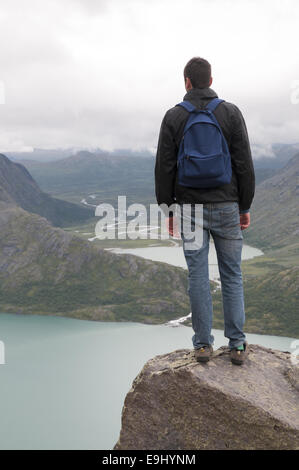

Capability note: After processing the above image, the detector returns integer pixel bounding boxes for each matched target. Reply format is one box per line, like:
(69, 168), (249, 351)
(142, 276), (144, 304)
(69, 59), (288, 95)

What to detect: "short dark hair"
(183, 57), (211, 89)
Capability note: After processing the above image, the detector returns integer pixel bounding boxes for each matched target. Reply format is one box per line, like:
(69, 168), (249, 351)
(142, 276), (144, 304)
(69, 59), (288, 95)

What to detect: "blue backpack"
(176, 98), (232, 188)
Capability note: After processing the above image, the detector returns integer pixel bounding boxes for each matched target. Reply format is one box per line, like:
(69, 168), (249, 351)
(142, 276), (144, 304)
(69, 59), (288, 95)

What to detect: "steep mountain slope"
(0, 153), (94, 227)
(0, 202), (189, 321)
(243, 265), (299, 336)
(244, 152), (299, 250)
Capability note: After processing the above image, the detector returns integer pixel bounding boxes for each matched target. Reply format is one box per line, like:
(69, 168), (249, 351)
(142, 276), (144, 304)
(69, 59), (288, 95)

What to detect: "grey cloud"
(0, 0), (298, 154)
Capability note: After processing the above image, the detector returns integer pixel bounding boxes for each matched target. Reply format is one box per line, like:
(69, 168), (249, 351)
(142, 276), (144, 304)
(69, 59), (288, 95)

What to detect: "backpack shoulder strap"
(176, 100), (196, 113)
(205, 98), (225, 113)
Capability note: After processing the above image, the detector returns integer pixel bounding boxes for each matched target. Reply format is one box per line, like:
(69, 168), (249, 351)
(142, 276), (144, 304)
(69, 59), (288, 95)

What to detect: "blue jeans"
(180, 202), (246, 350)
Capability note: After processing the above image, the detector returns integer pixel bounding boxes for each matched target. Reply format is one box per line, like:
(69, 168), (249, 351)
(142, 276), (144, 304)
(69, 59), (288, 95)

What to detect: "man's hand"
(166, 216), (180, 238)
(240, 212), (250, 230)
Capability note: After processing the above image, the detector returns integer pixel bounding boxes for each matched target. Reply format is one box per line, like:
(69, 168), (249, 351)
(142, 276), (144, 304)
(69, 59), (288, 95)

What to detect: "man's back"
(155, 87), (255, 214)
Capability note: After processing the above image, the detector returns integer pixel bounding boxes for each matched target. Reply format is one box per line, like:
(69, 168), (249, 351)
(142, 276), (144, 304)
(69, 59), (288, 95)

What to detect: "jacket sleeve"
(229, 106), (255, 213)
(154, 111), (178, 215)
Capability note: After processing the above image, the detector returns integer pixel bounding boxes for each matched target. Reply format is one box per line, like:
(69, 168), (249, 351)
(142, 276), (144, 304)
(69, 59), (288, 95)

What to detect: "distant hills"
(15, 143), (299, 209)
(0, 153), (94, 227)
(9, 142), (299, 166)
(18, 150), (156, 207)
(7, 147), (154, 163)
(7, 148), (81, 163)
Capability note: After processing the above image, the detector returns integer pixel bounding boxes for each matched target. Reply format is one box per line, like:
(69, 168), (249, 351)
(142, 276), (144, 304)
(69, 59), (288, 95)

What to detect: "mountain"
(0, 153), (94, 227)
(7, 147), (153, 162)
(253, 143), (299, 169)
(242, 266), (299, 336)
(115, 346), (299, 450)
(254, 167), (276, 185)
(245, 152), (299, 250)
(17, 148), (292, 208)
(0, 202), (189, 321)
(16, 150), (156, 206)
(251, 143), (299, 184)
(6, 147), (101, 162)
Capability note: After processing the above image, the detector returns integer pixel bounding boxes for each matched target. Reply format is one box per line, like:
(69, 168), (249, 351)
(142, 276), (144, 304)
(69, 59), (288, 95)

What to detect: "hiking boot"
(230, 341), (249, 366)
(194, 345), (213, 363)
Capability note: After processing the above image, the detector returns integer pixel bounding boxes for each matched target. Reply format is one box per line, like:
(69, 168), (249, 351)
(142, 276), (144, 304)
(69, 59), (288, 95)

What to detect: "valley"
(1, 147), (298, 337)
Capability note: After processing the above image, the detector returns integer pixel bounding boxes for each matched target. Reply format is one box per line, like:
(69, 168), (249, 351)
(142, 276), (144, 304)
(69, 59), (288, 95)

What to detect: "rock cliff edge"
(114, 345), (299, 450)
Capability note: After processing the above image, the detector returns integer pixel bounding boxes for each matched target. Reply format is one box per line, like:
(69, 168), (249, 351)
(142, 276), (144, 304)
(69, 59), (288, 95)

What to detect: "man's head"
(184, 57), (212, 91)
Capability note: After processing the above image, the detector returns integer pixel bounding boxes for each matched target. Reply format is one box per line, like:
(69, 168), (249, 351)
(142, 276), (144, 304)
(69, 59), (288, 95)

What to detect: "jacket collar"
(183, 87), (218, 102)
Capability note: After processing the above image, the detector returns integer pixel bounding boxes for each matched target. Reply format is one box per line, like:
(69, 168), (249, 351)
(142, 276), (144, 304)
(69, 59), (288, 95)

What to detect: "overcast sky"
(0, 0), (298, 156)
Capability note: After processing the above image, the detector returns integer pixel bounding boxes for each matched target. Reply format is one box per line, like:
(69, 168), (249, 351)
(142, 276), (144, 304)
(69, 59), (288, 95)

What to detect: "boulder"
(114, 345), (299, 450)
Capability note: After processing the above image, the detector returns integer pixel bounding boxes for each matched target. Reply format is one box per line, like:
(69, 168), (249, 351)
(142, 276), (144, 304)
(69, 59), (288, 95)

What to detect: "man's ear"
(185, 77), (192, 91)
(209, 76), (213, 87)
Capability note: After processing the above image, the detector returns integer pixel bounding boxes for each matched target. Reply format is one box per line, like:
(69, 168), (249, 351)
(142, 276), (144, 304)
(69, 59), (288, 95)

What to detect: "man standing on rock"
(155, 57), (255, 365)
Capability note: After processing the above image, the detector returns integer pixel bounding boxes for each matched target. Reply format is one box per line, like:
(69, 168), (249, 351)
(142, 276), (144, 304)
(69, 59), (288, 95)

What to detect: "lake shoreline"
(106, 241), (264, 281)
(0, 311), (297, 347)
(0, 233), (269, 333)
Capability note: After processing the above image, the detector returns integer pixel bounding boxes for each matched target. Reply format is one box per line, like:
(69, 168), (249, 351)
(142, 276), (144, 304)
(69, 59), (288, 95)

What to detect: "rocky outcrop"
(114, 345), (299, 450)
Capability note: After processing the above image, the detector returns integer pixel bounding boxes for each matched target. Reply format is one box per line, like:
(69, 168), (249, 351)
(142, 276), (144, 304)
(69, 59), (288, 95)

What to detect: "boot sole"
(231, 358), (244, 366)
(196, 356), (211, 363)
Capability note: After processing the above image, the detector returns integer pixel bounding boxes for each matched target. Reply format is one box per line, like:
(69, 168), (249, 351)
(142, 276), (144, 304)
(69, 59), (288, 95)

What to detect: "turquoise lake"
(0, 313), (296, 449)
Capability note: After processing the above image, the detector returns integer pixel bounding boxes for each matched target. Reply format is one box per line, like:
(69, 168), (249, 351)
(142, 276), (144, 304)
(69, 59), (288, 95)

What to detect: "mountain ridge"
(0, 153), (94, 227)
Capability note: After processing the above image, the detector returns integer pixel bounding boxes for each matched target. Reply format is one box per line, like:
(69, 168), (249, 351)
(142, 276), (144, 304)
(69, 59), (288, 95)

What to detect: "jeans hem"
(228, 340), (246, 350)
(193, 343), (214, 349)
